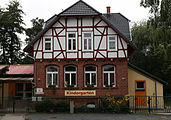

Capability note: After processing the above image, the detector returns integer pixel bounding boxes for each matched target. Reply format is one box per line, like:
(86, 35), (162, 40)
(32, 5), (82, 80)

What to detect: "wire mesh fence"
(0, 96), (171, 113)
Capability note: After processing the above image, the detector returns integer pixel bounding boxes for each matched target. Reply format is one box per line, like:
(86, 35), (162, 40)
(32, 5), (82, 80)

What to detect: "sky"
(0, 0), (150, 47)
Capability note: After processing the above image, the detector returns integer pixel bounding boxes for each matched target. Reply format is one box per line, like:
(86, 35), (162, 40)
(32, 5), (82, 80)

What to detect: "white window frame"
(44, 37), (52, 52)
(108, 35), (117, 51)
(64, 66), (77, 87)
(83, 32), (93, 51)
(136, 81), (145, 90)
(84, 66), (97, 87)
(103, 65), (116, 87)
(46, 66), (58, 88)
(67, 32), (77, 51)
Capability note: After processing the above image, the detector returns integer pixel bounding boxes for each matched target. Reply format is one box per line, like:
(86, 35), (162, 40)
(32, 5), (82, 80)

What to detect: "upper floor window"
(46, 66), (58, 87)
(44, 38), (52, 51)
(85, 65), (97, 87)
(83, 33), (92, 50)
(108, 36), (117, 50)
(68, 33), (77, 51)
(64, 66), (77, 87)
(103, 65), (115, 87)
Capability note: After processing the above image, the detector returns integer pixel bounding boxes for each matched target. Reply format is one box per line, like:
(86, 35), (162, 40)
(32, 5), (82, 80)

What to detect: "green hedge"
(35, 98), (54, 112)
(53, 100), (70, 112)
(34, 98), (70, 113)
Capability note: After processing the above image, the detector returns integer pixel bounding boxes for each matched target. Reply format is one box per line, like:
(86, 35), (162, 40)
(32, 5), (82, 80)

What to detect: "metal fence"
(129, 96), (171, 113)
(0, 96), (171, 113)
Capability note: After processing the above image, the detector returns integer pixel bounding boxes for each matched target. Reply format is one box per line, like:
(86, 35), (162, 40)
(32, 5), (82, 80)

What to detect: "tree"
(130, 0), (171, 95)
(25, 17), (44, 44)
(0, 0), (25, 64)
(22, 17), (44, 64)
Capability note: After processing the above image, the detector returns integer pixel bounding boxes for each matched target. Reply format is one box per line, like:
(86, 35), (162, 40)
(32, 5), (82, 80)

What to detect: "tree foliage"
(130, 0), (171, 95)
(25, 17), (44, 44)
(0, 0), (25, 64)
(22, 17), (44, 64)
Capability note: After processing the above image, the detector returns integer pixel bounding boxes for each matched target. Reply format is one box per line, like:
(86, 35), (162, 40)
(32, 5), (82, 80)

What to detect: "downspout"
(155, 80), (157, 108)
(26, 54), (36, 96)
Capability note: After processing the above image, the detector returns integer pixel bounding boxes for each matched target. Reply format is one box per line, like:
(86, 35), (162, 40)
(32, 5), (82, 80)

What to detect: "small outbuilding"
(0, 64), (33, 100)
(128, 63), (167, 107)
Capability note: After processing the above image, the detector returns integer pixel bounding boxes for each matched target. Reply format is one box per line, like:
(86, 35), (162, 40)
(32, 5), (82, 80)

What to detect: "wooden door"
(135, 80), (147, 106)
(8, 82), (16, 96)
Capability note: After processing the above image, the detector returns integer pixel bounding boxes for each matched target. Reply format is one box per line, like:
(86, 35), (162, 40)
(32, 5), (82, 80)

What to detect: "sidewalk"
(1, 114), (25, 120)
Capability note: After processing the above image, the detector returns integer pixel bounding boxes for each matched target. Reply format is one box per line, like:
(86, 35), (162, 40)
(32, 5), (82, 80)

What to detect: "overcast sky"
(1, 0), (150, 27)
(0, 0), (150, 47)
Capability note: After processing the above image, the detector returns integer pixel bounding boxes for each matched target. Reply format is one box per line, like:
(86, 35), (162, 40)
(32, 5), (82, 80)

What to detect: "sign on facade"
(65, 90), (96, 96)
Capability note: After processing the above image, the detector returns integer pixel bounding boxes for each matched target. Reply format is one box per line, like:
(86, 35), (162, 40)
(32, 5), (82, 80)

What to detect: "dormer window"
(67, 33), (77, 51)
(108, 36), (117, 50)
(44, 38), (52, 51)
(83, 33), (92, 50)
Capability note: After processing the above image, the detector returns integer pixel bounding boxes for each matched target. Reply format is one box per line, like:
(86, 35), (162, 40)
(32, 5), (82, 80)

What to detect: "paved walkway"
(1, 114), (25, 120)
(26, 113), (171, 120)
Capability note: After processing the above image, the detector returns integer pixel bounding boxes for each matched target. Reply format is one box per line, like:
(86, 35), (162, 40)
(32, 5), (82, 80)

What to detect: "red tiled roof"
(0, 64), (33, 75)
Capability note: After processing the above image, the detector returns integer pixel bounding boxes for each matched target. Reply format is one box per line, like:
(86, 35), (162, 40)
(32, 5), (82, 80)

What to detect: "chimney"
(107, 6), (110, 14)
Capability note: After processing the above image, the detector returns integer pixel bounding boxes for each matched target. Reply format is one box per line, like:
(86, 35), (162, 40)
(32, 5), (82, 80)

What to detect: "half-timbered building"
(24, 0), (136, 104)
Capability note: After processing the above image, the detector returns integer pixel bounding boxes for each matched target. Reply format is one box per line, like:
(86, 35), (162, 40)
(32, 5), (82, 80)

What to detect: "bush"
(99, 96), (130, 113)
(74, 105), (99, 113)
(74, 105), (88, 113)
(34, 98), (55, 112)
(54, 100), (70, 112)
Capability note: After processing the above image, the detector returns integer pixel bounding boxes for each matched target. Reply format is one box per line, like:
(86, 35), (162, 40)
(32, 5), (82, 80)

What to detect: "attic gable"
(59, 0), (101, 16)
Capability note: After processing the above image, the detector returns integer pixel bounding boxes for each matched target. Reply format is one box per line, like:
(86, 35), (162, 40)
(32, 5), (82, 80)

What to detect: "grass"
(0, 113), (5, 116)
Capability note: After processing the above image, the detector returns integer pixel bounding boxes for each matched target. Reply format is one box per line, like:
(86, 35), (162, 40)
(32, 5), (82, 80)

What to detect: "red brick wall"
(35, 59), (128, 98)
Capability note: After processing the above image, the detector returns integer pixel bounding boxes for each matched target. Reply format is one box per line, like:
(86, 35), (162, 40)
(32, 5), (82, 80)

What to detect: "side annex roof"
(128, 63), (168, 85)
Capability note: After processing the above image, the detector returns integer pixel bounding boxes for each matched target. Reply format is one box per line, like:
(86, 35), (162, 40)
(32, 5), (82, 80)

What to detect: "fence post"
(70, 101), (74, 114)
(134, 96), (136, 113)
(148, 96), (151, 113)
(13, 97), (16, 113)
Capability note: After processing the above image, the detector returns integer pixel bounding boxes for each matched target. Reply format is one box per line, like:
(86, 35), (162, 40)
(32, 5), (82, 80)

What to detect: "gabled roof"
(102, 13), (131, 41)
(24, 0), (135, 53)
(0, 64), (34, 75)
(58, 0), (101, 16)
(128, 63), (167, 85)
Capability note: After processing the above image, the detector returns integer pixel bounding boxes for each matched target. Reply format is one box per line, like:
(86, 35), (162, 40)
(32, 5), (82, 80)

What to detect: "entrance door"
(8, 82), (15, 96)
(135, 80), (147, 106)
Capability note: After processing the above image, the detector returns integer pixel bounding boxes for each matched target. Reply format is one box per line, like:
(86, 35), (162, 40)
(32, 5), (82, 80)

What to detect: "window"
(16, 83), (32, 99)
(108, 36), (117, 50)
(83, 33), (92, 50)
(64, 66), (77, 87)
(103, 65), (115, 87)
(46, 66), (58, 87)
(85, 65), (97, 87)
(136, 81), (145, 90)
(44, 38), (52, 51)
(68, 33), (77, 51)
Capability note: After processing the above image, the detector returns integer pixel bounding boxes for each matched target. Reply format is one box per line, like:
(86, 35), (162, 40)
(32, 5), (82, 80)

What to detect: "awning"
(0, 77), (33, 81)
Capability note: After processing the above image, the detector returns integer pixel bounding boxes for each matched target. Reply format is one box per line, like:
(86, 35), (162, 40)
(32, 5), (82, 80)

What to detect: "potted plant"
(86, 83), (94, 89)
(48, 84), (56, 94)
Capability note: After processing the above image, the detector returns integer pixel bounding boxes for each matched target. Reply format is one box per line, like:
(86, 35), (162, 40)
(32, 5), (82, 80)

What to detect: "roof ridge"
(58, 0), (101, 16)
(102, 13), (130, 22)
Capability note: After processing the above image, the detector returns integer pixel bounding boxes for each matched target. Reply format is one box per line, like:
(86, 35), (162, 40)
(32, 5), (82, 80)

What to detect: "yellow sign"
(65, 90), (96, 96)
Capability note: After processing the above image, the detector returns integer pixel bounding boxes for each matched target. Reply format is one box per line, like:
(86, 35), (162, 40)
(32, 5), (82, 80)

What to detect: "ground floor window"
(136, 81), (145, 90)
(85, 65), (97, 87)
(103, 65), (115, 87)
(16, 83), (32, 98)
(64, 66), (77, 87)
(46, 66), (58, 87)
